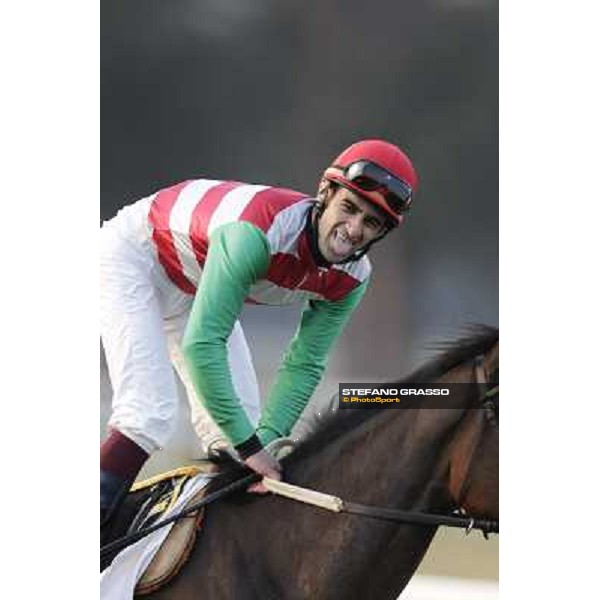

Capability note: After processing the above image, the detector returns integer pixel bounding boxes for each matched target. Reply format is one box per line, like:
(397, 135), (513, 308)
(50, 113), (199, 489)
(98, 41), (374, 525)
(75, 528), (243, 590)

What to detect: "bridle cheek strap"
(449, 354), (492, 510)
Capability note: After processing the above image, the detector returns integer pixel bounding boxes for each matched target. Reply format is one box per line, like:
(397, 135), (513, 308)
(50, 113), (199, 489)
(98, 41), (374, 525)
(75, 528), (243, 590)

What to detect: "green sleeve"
(256, 278), (369, 445)
(181, 221), (270, 446)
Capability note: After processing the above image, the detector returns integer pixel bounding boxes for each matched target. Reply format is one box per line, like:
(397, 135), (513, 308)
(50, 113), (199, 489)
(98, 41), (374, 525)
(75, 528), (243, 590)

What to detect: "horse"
(105, 325), (498, 599)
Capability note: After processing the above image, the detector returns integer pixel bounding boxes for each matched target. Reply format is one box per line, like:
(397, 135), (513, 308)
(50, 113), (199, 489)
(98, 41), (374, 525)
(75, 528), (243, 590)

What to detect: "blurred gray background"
(102, 0), (497, 392)
(101, 0), (498, 587)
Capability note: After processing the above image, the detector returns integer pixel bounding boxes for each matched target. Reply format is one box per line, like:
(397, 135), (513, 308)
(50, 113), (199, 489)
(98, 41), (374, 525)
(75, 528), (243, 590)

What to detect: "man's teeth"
(332, 230), (354, 254)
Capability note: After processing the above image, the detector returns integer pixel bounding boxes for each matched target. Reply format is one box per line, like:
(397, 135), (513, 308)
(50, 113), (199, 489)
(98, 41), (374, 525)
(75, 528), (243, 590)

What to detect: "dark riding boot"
(100, 429), (149, 521)
(100, 428), (149, 552)
(100, 469), (131, 544)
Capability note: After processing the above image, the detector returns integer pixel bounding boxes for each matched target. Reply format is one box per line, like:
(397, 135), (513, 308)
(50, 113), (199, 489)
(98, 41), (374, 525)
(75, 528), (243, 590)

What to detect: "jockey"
(100, 139), (418, 532)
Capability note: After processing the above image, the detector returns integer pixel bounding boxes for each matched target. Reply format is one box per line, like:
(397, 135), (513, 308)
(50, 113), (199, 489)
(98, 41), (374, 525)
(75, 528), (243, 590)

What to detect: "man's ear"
(317, 179), (334, 202)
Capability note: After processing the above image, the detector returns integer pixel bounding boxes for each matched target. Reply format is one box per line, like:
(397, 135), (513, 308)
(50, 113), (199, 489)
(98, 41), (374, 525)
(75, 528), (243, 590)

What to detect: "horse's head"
(446, 340), (499, 521)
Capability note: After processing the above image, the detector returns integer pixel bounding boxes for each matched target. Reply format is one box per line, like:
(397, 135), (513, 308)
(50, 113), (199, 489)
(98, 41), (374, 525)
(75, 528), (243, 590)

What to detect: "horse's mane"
(284, 324), (499, 466)
(206, 324), (499, 488)
(406, 324), (499, 383)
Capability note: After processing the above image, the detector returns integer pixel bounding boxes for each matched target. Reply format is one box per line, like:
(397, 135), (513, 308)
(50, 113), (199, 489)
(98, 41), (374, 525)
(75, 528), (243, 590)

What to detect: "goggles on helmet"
(339, 160), (413, 215)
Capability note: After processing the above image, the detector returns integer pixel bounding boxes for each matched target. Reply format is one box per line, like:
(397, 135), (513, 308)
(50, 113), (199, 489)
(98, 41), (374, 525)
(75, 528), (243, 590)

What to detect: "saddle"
(127, 463), (218, 595)
(119, 441), (296, 594)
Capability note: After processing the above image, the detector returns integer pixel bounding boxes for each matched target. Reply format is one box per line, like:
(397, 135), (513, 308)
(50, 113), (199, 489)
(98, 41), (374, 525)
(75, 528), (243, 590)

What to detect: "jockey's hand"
(244, 448), (282, 494)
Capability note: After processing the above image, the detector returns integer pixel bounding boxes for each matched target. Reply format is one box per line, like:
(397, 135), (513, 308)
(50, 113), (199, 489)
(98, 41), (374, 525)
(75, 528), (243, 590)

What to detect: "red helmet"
(323, 139), (418, 225)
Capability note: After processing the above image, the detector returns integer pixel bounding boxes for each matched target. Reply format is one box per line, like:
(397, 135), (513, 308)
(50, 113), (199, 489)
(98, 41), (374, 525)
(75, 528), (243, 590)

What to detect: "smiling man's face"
(317, 186), (387, 263)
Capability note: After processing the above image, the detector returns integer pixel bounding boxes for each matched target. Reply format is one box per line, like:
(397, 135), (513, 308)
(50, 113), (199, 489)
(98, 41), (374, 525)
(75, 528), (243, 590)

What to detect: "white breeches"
(100, 201), (260, 456)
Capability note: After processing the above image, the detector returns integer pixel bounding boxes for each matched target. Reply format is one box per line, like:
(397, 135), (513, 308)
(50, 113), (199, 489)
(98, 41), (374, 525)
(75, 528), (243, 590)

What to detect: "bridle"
(101, 350), (500, 560)
(476, 353), (499, 428)
(450, 352), (499, 536)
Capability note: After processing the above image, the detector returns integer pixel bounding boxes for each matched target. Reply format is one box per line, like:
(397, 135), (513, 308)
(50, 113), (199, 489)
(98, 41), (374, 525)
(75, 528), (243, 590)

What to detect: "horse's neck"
(267, 407), (466, 598)
(296, 404), (464, 506)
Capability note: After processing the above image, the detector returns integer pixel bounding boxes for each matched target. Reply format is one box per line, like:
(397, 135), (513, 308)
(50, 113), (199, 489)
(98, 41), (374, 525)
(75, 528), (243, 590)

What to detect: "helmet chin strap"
(308, 201), (394, 266)
(307, 203), (330, 268)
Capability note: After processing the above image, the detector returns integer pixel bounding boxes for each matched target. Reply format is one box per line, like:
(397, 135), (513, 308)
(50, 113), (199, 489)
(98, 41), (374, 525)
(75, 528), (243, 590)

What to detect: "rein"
(101, 469), (497, 564)
(262, 478), (498, 535)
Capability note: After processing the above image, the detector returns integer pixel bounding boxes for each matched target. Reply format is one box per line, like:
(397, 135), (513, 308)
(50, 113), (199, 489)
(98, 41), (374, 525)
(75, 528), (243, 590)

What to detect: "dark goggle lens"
(345, 161), (412, 214)
(384, 191), (411, 214)
(350, 175), (381, 191)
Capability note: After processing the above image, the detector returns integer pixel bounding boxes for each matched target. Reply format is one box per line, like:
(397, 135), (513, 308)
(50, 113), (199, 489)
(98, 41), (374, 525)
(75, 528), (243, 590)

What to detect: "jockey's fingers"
(244, 449), (282, 479)
(247, 481), (271, 494)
